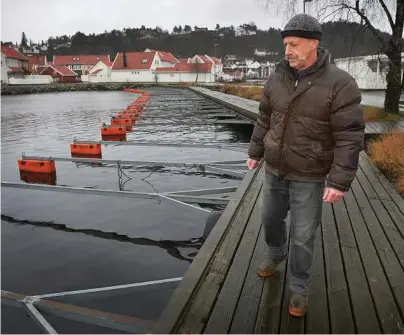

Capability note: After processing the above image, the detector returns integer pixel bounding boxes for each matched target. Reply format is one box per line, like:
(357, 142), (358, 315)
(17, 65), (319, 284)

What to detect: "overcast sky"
(1, 0), (289, 43)
(1, 0), (393, 44)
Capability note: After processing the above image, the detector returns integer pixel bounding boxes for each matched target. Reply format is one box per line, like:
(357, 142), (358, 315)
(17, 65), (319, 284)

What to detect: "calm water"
(1, 87), (251, 333)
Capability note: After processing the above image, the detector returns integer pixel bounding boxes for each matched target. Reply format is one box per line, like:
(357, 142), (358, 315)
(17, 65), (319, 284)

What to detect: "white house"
(155, 62), (215, 83)
(82, 60), (113, 83)
(53, 54), (111, 74)
(190, 54), (223, 79)
(1, 52), (8, 83)
(235, 26), (257, 36)
(1, 46), (30, 84)
(334, 53), (404, 90)
(109, 50), (219, 83)
(254, 49), (267, 57)
(144, 49), (179, 67)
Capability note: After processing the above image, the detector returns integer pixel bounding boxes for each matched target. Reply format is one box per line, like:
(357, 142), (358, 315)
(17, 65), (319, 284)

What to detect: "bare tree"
(258, 0), (404, 114)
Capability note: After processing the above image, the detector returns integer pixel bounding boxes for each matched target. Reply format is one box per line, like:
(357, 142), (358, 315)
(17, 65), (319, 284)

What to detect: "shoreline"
(0, 82), (159, 95)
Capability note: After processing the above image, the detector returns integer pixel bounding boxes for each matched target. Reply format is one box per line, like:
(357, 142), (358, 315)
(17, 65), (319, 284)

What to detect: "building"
(1, 46), (30, 83)
(82, 60), (113, 83)
(155, 62), (215, 83)
(110, 50), (180, 82)
(110, 51), (158, 82)
(53, 54), (111, 75)
(40, 64), (78, 83)
(190, 54), (223, 79)
(254, 49), (268, 57)
(334, 53), (404, 90)
(235, 26), (257, 36)
(28, 55), (47, 73)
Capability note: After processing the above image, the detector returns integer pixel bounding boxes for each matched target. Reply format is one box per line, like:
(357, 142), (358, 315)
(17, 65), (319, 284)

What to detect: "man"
(247, 14), (364, 317)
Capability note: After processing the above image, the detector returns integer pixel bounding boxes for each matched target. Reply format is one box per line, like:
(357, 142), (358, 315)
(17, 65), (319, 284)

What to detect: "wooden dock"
(153, 87), (404, 334)
(189, 87), (404, 134)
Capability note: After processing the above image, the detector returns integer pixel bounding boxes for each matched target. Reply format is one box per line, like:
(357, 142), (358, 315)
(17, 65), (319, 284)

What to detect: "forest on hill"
(8, 20), (394, 62)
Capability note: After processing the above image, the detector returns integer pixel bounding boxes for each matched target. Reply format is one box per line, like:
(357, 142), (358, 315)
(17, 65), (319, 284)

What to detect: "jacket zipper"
(278, 78), (299, 178)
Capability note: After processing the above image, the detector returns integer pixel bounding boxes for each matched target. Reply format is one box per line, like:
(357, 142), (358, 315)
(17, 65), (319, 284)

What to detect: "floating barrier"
(18, 159), (56, 174)
(101, 134), (127, 142)
(101, 125), (127, 142)
(115, 113), (137, 120)
(70, 143), (102, 157)
(19, 171), (57, 185)
(111, 118), (134, 131)
(18, 159), (57, 185)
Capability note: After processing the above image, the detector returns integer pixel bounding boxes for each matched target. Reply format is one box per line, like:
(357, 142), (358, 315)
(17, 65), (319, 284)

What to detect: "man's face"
(283, 36), (317, 70)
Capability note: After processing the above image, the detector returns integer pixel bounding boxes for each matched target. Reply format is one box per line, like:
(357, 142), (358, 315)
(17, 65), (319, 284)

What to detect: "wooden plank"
(189, 87), (259, 122)
(176, 168), (264, 333)
(345, 180), (404, 333)
(381, 199), (404, 243)
(360, 151), (404, 215)
(229, 226), (266, 334)
(356, 168), (404, 269)
(321, 202), (355, 334)
(204, 199), (263, 334)
(351, 176), (404, 320)
(305, 224), (330, 334)
(153, 165), (263, 334)
(333, 199), (381, 333)
(253, 218), (291, 334)
(358, 154), (390, 200)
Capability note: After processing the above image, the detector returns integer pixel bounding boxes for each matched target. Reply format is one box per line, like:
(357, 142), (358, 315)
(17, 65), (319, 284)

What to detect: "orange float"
(70, 143), (102, 157)
(116, 113), (136, 120)
(112, 118), (135, 125)
(19, 171), (57, 185)
(101, 134), (127, 141)
(101, 125), (126, 136)
(18, 159), (56, 174)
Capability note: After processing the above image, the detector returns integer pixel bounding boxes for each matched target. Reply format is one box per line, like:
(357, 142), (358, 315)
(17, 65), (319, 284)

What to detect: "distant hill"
(46, 20), (392, 62)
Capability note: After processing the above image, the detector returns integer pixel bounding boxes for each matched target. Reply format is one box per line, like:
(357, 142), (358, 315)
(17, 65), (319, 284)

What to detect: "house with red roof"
(110, 51), (159, 82)
(1, 46), (30, 83)
(53, 54), (110, 75)
(28, 55), (47, 73)
(155, 61), (215, 83)
(108, 50), (220, 83)
(144, 49), (179, 67)
(40, 64), (78, 83)
(190, 54), (223, 76)
(82, 60), (113, 83)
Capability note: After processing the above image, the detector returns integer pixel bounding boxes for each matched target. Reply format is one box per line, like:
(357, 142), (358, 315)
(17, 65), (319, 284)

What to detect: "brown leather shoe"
(289, 292), (308, 317)
(257, 258), (281, 277)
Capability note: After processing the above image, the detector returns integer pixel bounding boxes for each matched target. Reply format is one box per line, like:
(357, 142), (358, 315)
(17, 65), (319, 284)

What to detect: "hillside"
(41, 21), (393, 61)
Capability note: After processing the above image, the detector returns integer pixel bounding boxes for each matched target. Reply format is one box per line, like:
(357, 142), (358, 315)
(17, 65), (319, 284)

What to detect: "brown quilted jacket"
(248, 48), (365, 191)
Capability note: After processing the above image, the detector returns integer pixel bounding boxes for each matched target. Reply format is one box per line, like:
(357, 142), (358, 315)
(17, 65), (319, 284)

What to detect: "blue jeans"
(261, 169), (324, 296)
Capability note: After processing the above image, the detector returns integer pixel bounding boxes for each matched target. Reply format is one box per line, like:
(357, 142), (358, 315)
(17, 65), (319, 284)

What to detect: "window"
(367, 60), (377, 73)
(141, 59), (148, 64)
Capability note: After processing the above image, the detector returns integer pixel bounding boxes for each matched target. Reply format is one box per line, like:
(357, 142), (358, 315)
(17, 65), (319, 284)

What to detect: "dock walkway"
(153, 87), (404, 334)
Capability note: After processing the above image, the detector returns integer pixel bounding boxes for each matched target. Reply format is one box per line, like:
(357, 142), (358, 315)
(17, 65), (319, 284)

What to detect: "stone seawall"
(1, 82), (156, 95)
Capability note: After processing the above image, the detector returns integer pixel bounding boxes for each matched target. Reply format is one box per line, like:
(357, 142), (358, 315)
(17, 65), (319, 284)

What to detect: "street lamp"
(214, 43), (219, 57)
(303, 0), (313, 13)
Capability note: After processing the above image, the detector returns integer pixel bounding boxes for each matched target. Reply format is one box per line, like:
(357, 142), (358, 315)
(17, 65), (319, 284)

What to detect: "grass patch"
(368, 132), (404, 195)
(219, 84), (263, 101)
(362, 105), (403, 121)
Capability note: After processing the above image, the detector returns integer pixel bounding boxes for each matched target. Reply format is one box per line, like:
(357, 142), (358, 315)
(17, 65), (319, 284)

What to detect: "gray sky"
(1, 0), (393, 44)
(1, 0), (287, 43)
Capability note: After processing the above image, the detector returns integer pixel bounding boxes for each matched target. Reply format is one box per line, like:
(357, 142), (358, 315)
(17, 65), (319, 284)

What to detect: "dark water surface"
(1, 88), (251, 333)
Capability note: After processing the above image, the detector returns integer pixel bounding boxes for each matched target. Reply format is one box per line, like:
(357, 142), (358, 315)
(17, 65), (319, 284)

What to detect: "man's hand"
(247, 158), (259, 170)
(323, 187), (344, 203)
